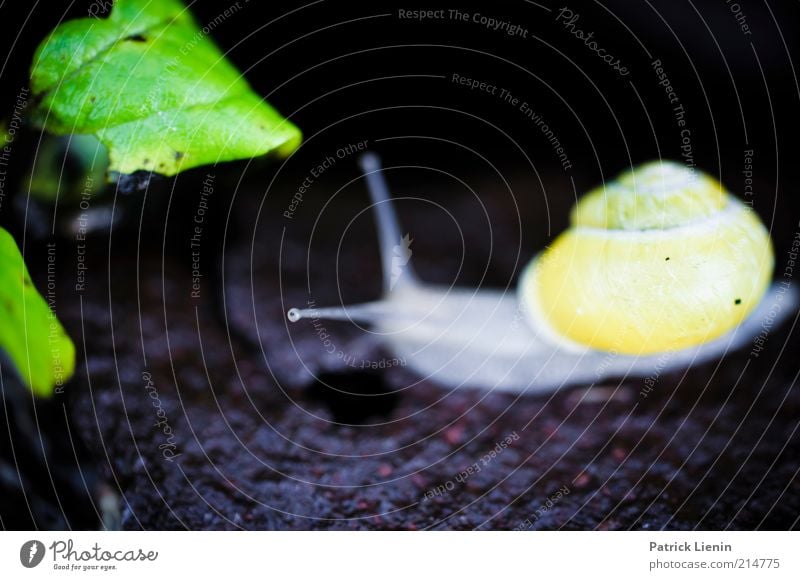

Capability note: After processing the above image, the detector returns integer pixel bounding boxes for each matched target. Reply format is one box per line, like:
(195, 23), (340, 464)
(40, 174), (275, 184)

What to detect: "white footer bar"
(1, 531), (797, 578)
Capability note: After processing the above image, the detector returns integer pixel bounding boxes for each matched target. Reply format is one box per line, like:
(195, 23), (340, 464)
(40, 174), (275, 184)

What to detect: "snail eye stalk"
(287, 153), (420, 325)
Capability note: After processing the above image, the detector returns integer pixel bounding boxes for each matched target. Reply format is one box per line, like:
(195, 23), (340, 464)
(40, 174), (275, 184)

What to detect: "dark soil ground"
(3, 169), (799, 530)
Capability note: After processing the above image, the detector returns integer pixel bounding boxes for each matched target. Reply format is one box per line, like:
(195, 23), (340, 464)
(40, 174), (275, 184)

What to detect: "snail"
(287, 154), (795, 392)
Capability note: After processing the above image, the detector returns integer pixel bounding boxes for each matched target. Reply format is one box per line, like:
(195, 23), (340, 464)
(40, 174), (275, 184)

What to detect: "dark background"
(0, 0), (798, 530)
(2, 0), (799, 274)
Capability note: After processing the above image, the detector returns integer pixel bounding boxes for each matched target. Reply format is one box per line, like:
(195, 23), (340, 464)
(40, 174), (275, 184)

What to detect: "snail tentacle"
(286, 153), (419, 325)
(358, 152), (419, 291)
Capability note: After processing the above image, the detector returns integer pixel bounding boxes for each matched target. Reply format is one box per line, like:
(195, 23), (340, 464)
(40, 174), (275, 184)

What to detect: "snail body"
(288, 155), (792, 392)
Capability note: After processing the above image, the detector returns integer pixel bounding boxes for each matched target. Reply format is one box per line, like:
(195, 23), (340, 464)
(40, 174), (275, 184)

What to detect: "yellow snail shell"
(520, 161), (774, 355)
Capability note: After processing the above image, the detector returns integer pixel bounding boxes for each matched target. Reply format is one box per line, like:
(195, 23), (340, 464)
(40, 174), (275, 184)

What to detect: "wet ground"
(3, 169), (799, 530)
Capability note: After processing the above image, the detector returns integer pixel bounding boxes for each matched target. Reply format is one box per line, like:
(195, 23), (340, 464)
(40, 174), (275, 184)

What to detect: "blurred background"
(3, 0), (798, 280)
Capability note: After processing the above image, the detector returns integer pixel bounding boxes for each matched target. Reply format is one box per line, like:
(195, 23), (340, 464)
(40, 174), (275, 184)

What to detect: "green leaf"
(0, 228), (75, 396)
(29, 0), (301, 178)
